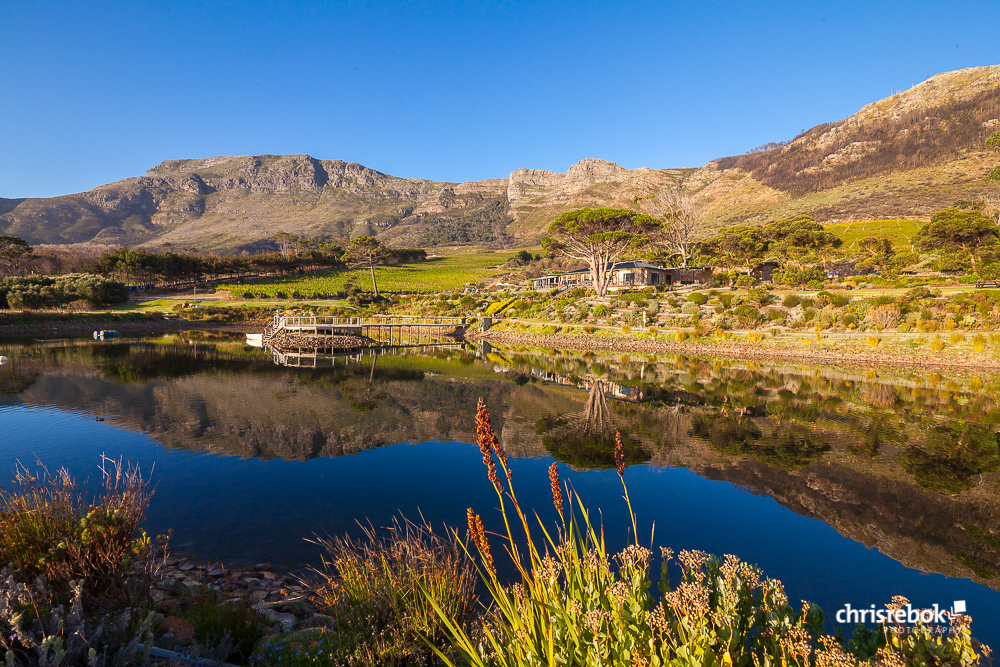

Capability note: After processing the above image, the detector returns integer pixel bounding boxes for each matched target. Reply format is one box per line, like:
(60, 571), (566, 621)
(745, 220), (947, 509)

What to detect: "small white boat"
(245, 333), (264, 348)
(93, 330), (122, 339)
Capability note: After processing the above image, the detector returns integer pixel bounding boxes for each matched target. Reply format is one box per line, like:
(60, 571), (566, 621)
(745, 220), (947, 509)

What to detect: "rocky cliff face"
(2, 65), (998, 249)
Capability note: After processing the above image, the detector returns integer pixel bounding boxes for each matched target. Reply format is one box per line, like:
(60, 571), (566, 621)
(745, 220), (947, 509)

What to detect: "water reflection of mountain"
(3, 335), (1000, 589)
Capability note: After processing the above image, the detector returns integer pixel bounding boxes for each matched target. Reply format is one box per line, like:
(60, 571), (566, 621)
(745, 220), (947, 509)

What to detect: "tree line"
(0, 232), (427, 287)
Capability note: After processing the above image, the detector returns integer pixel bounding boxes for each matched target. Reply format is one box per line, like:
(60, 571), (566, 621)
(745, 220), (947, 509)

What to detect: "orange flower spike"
(475, 397), (504, 493)
(548, 462), (564, 518)
(466, 507), (495, 578)
(614, 431), (625, 478)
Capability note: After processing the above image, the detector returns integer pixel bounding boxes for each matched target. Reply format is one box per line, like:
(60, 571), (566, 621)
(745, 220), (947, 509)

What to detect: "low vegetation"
(218, 253), (516, 298)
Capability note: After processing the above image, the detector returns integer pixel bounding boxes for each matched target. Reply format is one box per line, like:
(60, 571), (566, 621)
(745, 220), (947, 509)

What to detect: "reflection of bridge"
(263, 314), (466, 345)
(269, 343), (463, 368)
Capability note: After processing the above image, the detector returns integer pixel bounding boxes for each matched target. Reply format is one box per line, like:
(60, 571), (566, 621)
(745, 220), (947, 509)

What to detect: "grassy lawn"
(216, 253), (517, 298)
(824, 218), (925, 249)
(116, 297), (354, 312)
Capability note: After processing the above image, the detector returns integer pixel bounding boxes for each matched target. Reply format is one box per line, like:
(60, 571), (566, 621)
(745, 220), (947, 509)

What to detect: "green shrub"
(733, 304), (762, 328)
(0, 459), (154, 599)
(745, 286), (774, 307)
(986, 130), (1000, 150)
(773, 266), (827, 287)
(680, 302), (701, 315)
(734, 274), (755, 289)
(593, 304), (610, 317)
(712, 271), (732, 287)
(687, 292), (707, 305)
(0, 274), (129, 310)
(988, 165), (1000, 183)
(782, 294), (801, 308)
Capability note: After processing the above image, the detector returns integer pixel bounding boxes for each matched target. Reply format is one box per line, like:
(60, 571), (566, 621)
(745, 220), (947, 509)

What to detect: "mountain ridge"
(3, 64), (999, 251)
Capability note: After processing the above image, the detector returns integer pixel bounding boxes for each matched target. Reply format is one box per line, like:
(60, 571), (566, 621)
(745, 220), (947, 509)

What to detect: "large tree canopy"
(0, 235), (33, 278)
(343, 235), (390, 297)
(763, 215), (842, 265)
(700, 215), (842, 270)
(916, 207), (1000, 272)
(545, 208), (662, 296)
(699, 226), (768, 270)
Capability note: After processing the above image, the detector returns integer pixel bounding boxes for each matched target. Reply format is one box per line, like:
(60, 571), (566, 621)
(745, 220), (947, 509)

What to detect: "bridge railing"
(278, 315), (466, 328)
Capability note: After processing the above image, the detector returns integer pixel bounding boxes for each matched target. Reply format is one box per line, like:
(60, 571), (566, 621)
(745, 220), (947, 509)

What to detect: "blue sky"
(2, 0), (999, 198)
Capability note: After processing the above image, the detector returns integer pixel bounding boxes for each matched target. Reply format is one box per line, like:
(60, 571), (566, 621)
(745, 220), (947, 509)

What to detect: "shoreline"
(0, 318), (249, 339)
(471, 330), (1000, 372)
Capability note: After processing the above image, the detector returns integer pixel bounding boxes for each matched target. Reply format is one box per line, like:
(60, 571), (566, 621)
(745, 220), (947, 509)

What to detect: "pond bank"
(152, 554), (323, 651)
(472, 329), (1000, 372)
(0, 317), (244, 339)
(268, 331), (373, 349)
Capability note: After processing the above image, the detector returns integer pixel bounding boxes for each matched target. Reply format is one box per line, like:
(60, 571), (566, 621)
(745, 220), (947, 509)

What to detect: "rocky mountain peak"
(565, 158), (629, 182)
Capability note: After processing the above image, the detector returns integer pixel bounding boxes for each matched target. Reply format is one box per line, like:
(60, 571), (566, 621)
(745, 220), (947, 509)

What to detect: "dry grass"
(0, 457), (157, 601)
(303, 515), (477, 665)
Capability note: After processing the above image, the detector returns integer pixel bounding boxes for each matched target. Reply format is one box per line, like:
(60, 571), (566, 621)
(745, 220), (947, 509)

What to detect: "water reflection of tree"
(846, 415), (904, 457)
(900, 423), (1000, 494)
(691, 414), (831, 471)
(0, 368), (37, 395)
(339, 356), (386, 413)
(537, 380), (650, 469)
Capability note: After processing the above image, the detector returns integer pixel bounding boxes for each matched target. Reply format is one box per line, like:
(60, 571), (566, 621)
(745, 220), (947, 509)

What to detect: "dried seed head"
(614, 431), (625, 477)
(886, 595), (909, 612)
(548, 462), (563, 518)
(466, 508), (495, 578)
(475, 398), (503, 494)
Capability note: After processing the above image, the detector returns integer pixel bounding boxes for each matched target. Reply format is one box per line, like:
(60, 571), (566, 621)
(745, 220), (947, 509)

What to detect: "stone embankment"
(472, 330), (1000, 372)
(268, 332), (373, 349)
(151, 555), (325, 653)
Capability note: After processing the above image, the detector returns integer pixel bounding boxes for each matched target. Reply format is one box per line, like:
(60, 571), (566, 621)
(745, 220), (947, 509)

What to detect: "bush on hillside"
(0, 274), (129, 310)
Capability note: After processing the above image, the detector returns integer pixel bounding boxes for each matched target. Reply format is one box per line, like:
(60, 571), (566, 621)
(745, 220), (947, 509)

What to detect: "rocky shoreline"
(150, 554), (324, 654)
(472, 330), (1000, 372)
(267, 331), (374, 350)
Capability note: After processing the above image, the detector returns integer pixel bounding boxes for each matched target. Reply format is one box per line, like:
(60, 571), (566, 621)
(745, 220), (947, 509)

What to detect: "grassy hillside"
(217, 252), (517, 297)
(824, 219), (925, 250)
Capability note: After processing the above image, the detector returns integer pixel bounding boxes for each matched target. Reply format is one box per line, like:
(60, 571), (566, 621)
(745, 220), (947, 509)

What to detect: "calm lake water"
(1, 332), (999, 643)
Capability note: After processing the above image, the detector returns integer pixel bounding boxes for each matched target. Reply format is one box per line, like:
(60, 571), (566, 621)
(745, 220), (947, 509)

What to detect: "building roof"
(532, 260), (666, 281)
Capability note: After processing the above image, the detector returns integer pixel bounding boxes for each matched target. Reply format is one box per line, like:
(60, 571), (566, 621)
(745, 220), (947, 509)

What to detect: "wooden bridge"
(262, 314), (467, 346)
(270, 343), (463, 368)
